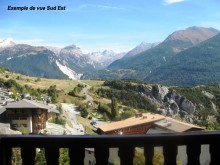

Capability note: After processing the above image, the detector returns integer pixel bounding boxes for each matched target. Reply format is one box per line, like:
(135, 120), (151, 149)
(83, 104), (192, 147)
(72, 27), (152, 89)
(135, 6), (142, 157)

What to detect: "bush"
(81, 108), (89, 118)
(49, 116), (66, 126)
(18, 126), (29, 135)
(121, 110), (135, 120)
(47, 85), (58, 103)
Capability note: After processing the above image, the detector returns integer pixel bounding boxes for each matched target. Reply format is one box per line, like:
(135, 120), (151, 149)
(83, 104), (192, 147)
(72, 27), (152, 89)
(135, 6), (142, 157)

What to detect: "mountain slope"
(0, 44), (68, 79)
(0, 38), (16, 48)
(88, 50), (125, 68)
(146, 33), (220, 86)
(58, 45), (98, 73)
(108, 27), (219, 79)
(122, 42), (159, 59)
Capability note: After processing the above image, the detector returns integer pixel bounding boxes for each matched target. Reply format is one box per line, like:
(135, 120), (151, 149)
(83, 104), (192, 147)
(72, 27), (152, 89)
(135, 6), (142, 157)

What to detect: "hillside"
(93, 80), (220, 130)
(1, 70), (220, 130)
(0, 40), (125, 79)
(146, 33), (220, 86)
(0, 69), (103, 92)
(0, 44), (68, 79)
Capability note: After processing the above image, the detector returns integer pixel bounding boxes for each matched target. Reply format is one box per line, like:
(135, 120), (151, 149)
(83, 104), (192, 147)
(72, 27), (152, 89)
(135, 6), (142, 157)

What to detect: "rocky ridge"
(141, 84), (200, 124)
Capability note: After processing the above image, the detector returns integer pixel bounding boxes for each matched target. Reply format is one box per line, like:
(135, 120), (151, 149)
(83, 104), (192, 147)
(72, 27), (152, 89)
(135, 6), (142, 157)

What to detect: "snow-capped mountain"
(0, 44), (68, 79)
(46, 46), (61, 56)
(88, 50), (125, 68)
(0, 38), (16, 48)
(60, 45), (84, 58)
(58, 45), (98, 72)
(0, 39), (126, 79)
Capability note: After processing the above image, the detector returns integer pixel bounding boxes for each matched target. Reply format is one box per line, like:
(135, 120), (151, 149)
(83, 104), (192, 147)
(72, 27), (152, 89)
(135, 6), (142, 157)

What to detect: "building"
(4, 99), (51, 134)
(97, 113), (205, 164)
(148, 116), (203, 133)
(97, 113), (165, 135)
(147, 117), (205, 165)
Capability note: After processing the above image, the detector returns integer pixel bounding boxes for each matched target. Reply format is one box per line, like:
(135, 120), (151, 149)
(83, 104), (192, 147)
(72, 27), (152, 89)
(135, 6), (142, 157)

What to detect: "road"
(77, 80), (93, 103)
(61, 103), (85, 135)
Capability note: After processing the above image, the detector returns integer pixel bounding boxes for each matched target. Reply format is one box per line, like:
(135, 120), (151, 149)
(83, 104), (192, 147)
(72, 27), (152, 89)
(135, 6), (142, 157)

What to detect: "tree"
(59, 148), (70, 165)
(81, 108), (89, 118)
(121, 110), (135, 120)
(47, 85), (58, 103)
(35, 148), (46, 164)
(133, 152), (145, 165)
(111, 97), (119, 119)
(102, 112), (109, 121)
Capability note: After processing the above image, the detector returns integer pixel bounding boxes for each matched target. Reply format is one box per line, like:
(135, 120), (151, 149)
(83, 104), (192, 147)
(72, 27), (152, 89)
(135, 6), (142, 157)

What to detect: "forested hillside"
(94, 80), (220, 130)
(146, 33), (220, 86)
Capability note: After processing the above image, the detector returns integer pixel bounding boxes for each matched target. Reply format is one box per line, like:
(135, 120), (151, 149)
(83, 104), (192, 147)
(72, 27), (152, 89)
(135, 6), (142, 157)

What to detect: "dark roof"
(5, 99), (50, 110)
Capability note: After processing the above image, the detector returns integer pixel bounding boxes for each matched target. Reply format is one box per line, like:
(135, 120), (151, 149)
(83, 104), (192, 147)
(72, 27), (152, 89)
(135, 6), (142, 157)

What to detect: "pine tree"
(111, 97), (119, 119)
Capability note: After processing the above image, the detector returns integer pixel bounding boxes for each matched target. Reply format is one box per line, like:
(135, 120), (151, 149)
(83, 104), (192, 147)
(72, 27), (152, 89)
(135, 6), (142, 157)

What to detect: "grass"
(76, 115), (97, 135)
(1, 71), (106, 107)
(81, 80), (104, 87)
(57, 91), (83, 105)
(1, 71), (79, 92)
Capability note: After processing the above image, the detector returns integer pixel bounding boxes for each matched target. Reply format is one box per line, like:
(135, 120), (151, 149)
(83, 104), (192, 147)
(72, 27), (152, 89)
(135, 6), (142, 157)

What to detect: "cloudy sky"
(0, 0), (220, 53)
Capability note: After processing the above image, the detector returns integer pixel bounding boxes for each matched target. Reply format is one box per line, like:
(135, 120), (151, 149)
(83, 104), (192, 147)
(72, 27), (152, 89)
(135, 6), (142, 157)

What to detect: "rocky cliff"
(142, 84), (205, 124)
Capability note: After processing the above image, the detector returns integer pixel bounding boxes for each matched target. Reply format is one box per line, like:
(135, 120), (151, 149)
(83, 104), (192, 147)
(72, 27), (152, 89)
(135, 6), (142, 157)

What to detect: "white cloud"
(164, 0), (186, 4)
(78, 4), (126, 11)
(16, 38), (45, 45)
(79, 43), (134, 54)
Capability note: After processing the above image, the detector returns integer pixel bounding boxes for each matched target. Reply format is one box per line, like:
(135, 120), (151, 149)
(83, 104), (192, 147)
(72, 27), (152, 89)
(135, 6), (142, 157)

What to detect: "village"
(0, 84), (211, 165)
(0, 86), (86, 135)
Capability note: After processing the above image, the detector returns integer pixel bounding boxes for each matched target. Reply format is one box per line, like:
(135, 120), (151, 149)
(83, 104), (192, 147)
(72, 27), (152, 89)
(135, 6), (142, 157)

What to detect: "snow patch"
(6, 57), (13, 61)
(163, 56), (166, 62)
(0, 38), (16, 48)
(56, 60), (82, 80)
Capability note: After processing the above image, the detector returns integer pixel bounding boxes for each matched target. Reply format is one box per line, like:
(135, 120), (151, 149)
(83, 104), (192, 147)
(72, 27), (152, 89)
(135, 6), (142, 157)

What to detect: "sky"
(0, 0), (220, 53)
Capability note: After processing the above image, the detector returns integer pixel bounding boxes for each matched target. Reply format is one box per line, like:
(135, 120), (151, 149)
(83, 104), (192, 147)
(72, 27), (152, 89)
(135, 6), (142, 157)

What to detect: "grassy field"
(81, 80), (104, 87)
(0, 71), (104, 92)
(76, 115), (97, 135)
(0, 71), (105, 105)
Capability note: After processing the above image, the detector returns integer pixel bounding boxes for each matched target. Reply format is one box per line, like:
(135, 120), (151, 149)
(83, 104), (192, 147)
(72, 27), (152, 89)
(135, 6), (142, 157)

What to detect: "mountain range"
(146, 32), (220, 86)
(85, 26), (220, 86)
(0, 38), (156, 80)
(1, 26), (220, 86)
(108, 27), (219, 73)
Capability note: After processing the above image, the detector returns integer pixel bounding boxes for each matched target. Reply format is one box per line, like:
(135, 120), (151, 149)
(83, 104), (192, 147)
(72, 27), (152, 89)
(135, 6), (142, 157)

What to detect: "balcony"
(0, 131), (220, 165)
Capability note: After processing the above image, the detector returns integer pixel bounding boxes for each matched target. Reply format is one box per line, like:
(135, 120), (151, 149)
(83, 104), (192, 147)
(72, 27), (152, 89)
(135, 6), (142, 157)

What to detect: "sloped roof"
(5, 99), (50, 110)
(153, 117), (203, 132)
(0, 107), (6, 115)
(48, 108), (60, 114)
(97, 113), (165, 133)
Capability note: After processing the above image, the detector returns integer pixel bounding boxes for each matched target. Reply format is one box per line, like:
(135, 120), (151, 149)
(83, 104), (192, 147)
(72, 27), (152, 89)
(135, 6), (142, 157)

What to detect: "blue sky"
(0, 0), (220, 53)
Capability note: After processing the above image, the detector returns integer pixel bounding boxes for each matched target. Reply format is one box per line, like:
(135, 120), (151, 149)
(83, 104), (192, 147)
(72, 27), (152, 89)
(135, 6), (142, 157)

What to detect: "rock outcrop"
(147, 84), (198, 122)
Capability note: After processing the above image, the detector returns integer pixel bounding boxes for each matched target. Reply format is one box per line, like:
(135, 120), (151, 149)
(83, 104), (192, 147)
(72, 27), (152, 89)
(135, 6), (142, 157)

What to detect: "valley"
(1, 26), (220, 134)
(1, 68), (220, 132)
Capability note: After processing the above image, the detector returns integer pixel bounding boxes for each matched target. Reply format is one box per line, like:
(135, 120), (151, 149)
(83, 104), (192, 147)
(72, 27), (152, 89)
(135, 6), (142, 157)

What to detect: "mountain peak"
(122, 41), (159, 59)
(165, 26), (219, 45)
(0, 38), (16, 48)
(102, 50), (115, 56)
(61, 44), (84, 57)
